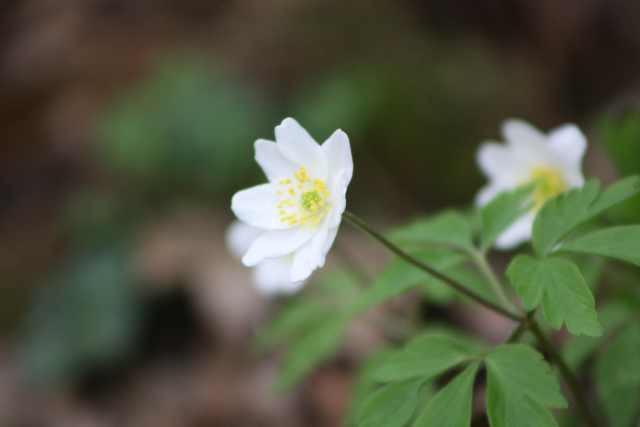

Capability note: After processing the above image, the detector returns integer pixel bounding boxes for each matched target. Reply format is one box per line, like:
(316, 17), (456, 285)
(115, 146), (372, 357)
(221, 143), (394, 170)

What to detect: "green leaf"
(563, 302), (633, 369)
(389, 210), (474, 251)
(413, 362), (479, 427)
(446, 267), (501, 306)
(507, 256), (601, 336)
(255, 300), (329, 351)
(570, 255), (604, 290)
(357, 378), (427, 427)
(588, 175), (640, 218)
(532, 181), (601, 256)
(561, 225), (640, 267)
(533, 177), (640, 256)
(276, 316), (347, 389)
(486, 344), (567, 427)
(350, 249), (466, 313)
(258, 269), (360, 351)
(372, 332), (483, 383)
(346, 350), (396, 426)
(595, 323), (640, 427)
(598, 114), (640, 221)
(480, 185), (534, 251)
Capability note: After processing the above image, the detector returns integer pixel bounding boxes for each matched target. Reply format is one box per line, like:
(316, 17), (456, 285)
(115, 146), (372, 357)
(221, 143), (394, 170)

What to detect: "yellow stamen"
(276, 166), (331, 228)
(530, 167), (567, 209)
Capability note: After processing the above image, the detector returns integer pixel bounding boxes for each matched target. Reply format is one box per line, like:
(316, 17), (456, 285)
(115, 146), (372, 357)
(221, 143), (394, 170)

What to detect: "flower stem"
(342, 211), (522, 322)
(470, 250), (519, 314)
(506, 321), (527, 343)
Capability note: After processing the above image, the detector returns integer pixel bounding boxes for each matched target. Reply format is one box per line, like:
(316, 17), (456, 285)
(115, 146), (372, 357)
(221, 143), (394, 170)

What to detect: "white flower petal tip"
(230, 118), (352, 286)
(476, 119), (588, 250)
(225, 221), (260, 258)
(494, 214), (535, 250)
(226, 221), (306, 296)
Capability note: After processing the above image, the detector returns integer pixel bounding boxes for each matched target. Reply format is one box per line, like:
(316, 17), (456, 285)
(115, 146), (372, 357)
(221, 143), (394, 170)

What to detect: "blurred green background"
(2, 1), (640, 426)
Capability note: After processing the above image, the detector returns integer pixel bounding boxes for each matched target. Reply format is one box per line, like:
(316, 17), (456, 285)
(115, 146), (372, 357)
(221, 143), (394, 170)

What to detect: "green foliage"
(350, 249), (465, 313)
(389, 211), (474, 252)
(356, 378), (428, 427)
(275, 315), (347, 390)
(372, 332), (483, 383)
(506, 256), (601, 336)
(346, 350), (397, 426)
(97, 57), (274, 198)
(562, 225), (640, 267)
(20, 246), (141, 387)
(257, 270), (359, 389)
(413, 362), (479, 427)
(598, 112), (640, 221)
(255, 300), (331, 352)
(563, 302), (634, 369)
(351, 336), (568, 427)
(485, 344), (567, 427)
(532, 177), (640, 256)
(480, 185), (533, 251)
(348, 330), (482, 427)
(595, 323), (640, 427)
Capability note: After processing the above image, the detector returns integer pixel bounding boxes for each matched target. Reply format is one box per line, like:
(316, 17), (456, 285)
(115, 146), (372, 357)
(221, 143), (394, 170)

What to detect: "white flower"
(226, 221), (304, 295)
(231, 117), (353, 282)
(476, 119), (587, 249)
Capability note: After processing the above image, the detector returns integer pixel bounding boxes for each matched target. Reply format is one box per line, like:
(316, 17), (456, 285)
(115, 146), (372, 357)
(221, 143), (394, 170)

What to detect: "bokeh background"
(2, 1), (640, 426)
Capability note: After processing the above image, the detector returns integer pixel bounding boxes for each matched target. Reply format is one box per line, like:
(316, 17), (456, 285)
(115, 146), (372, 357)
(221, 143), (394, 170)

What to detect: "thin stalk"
(506, 320), (527, 343)
(343, 211), (522, 322)
(470, 250), (519, 313)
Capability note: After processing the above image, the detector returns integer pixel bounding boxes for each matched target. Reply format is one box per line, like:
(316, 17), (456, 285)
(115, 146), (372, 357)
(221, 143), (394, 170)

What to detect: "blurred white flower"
(476, 119), (587, 249)
(226, 221), (304, 295)
(231, 117), (353, 282)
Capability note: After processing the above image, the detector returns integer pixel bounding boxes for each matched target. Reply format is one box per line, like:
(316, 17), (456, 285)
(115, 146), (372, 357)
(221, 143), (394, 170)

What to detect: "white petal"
(477, 143), (510, 179)
(476, 143), (522, 186)
(275, 118), (327, 180)
(322, 226), (340, 254)
(253, 257), (304, 295)
(226, 221), (261, 258)
(547, 124), (587, 169)
(290, 222), (331, 282)
(322, 129), (353, 184)
(280, 279), (306, 294)
(242, 228), (313, 266)
(475, 183), (504, 207)
(327, 169), (349, 228)
(495, 213), (535, 250)
(564, 169), (586, 188)
(231, 184), (288, 230)
(502, 119), (546, 145)
(254, 139), (297, 182)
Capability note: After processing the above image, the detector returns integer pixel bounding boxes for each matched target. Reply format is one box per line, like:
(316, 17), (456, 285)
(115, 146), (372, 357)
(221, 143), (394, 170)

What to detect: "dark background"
(1, 1), (640, 426)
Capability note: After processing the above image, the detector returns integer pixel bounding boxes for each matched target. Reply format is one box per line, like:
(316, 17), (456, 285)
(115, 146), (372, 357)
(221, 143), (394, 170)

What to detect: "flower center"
(530, 166), (567, 210)
(276, 167), (330, 227)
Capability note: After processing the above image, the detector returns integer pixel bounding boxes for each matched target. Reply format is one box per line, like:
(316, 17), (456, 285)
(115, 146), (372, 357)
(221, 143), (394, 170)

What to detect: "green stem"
(528, 320), (600, 427)
(343, 211), (522, 322)
(470, 250), (519, 313)
(506, 321), (527, 343)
